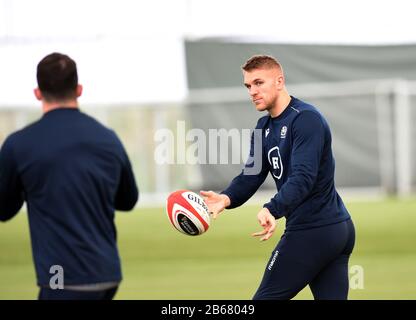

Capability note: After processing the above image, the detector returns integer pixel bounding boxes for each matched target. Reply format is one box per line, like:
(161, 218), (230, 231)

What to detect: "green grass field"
(1, 197), (416, 300)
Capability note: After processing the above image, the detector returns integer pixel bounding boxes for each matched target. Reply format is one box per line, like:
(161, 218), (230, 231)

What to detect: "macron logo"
(280, 126), (287, 139)
(265, 128), (270, 138)
(268, 250), (279, 271)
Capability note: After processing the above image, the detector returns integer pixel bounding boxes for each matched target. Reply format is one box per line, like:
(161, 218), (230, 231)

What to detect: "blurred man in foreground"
(0, 52), (138, 300)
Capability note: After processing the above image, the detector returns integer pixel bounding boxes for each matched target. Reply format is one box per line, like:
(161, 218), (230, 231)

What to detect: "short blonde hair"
(242, 55), (282, 72)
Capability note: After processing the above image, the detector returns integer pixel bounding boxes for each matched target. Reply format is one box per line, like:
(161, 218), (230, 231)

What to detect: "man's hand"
(252, 207), (276, 241)
(200, 190), (230, 220)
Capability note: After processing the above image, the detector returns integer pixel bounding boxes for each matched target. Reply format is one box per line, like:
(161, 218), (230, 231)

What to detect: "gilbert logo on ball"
(166, 190), (211, 236)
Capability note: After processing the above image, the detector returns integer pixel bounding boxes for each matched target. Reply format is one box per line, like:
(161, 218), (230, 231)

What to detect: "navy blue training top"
(222, 96), (350, 231)
(0, 108), (138, 286)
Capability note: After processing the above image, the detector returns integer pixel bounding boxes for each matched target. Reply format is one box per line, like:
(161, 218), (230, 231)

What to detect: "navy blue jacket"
(222, 96), (350, 231)
(0, 108), (138, 286)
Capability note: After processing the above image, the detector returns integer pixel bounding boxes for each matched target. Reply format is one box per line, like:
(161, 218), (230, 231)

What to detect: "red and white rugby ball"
(166, 190), (211, 236)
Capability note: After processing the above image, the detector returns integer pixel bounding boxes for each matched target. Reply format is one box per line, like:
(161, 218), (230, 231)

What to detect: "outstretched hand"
(252, 207), (276, 241)
(200, 190), (230, 220)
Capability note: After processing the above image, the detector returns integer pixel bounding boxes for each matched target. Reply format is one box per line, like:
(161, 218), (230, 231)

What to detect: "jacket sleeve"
(221, 122), (269, 209)
(114, 144), (139, 211)
(0, 138), (25, 222)
(263, 111), (325, 219)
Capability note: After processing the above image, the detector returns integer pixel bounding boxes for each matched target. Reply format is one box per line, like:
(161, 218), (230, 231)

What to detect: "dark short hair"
(36, 52), (78, 101)
(242, 54), (282, 72)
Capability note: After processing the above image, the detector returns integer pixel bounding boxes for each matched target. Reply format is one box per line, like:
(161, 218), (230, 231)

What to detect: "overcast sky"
(1, 0), (415, 106)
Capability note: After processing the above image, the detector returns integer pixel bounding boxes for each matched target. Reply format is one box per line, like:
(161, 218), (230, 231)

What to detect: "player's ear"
(34, 88), (42, 101)
(276, 75), (285, 89)
(76, 84), (83, 98)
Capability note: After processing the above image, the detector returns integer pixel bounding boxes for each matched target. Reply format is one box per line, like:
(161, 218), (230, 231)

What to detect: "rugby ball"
(166, 190), (211, 236)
